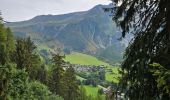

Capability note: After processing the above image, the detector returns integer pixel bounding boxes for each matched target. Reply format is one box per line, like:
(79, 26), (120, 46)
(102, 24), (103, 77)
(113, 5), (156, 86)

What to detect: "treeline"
(77, 70), (113, 88)
(0, 16), (95, 100)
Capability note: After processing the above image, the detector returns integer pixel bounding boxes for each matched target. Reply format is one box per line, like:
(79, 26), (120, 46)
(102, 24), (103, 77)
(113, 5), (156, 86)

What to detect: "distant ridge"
(6, 4), (128, 63)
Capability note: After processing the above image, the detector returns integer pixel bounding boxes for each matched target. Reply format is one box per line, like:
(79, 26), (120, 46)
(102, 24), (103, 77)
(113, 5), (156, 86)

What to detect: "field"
(65, 52), (110, 66)
(83, 85), (105, 100)
(76, 75), (86, 81)
(105, 67), (120, 83)
(66, 52), (120, 83)
(84, 85), (99, 96)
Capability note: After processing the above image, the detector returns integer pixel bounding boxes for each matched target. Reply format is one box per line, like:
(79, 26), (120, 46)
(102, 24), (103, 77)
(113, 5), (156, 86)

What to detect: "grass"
(83, 85), (105, 100)
(76, 75), (86, 81)
(105, 67), (120, 83)
(65, 52), (110, 66)
(83, 85), (99, 96)
(38, 44), (50, 50)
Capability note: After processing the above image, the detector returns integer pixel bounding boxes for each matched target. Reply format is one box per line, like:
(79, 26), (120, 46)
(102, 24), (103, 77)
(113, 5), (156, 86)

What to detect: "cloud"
(0, 0), (111, 21)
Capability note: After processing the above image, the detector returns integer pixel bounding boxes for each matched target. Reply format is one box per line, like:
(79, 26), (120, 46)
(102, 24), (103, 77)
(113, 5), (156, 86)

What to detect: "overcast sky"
(0, 0), (111, 22)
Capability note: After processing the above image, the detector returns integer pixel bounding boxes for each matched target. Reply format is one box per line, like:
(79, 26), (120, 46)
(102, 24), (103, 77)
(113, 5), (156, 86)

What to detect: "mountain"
(5, 4), (127, 63)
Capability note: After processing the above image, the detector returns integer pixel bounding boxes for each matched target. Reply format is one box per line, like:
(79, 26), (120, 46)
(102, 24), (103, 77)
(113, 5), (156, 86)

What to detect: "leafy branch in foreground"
(109, 0), (170, 99)
(149, 63), (170, 95)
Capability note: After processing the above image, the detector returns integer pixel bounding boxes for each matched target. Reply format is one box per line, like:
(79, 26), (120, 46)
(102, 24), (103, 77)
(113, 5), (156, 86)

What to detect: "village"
(64, 62), (106, 72)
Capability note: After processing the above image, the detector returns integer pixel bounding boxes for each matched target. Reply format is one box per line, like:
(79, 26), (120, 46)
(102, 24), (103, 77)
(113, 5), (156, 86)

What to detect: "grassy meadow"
(65, 52), (120, 83)
(105, 67), (120, 83)
(83, 85), (105, 100)
(65, 52), (110, 66)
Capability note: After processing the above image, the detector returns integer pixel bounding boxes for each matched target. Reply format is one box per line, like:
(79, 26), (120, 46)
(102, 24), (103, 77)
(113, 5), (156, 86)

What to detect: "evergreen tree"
(109, 0), (170, 99)
(0, 15), (63, 99)
(6, 27), (15, 61)
(6, 64), (63, 100)
(0, 16), (15, 65)
(13, 37), (39, 70)
(0, 16), (7, 65)
(0, 16), (15, 99)
(99, 70), (105, 80)
(35, 65), (48, 84)
(7, 66), (29, 99)
(12, 37), (42, 81)
(48, 54), (65, 96)
(0, 64), (12, 100)
(63, 66), (79, 100)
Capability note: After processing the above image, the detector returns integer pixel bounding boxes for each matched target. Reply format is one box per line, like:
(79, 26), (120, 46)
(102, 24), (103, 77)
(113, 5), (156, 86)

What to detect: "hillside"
(65, 52), (110, 66)
(5, 4), (127, 63)
(65, 52), (120, 83)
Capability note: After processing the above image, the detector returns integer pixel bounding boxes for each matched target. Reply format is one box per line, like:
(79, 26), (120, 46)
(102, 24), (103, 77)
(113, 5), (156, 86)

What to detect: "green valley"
(1, 3), (123, 100)
(83, 85), (105, 99)
(64, 52), (120, 99)
(65, 52), (110, 66)
(1, 0), (169, 99)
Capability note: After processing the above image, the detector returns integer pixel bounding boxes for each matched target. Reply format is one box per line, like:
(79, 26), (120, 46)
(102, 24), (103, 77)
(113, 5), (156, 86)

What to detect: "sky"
(0, 0), (111, 22)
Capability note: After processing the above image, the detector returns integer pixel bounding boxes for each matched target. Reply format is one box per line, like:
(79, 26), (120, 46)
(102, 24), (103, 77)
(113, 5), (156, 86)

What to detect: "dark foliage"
(110, 0), (170, 99)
